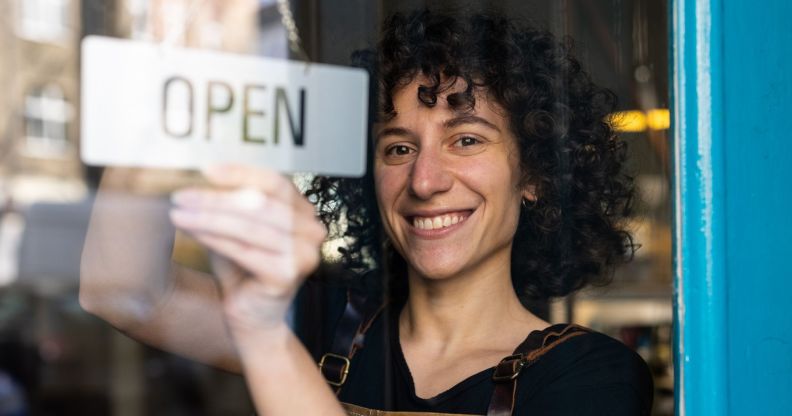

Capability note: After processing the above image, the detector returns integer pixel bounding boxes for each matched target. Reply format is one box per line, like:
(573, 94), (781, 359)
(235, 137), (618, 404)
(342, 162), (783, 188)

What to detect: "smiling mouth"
(409, 210), (474, 231)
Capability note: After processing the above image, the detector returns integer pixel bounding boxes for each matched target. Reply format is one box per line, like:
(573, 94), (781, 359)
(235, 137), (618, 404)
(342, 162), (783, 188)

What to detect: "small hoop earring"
(522, 195), (537, 209)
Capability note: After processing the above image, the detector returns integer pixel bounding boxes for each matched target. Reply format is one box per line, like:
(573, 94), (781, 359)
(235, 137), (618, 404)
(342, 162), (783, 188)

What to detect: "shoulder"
(516, 325), (654, 415)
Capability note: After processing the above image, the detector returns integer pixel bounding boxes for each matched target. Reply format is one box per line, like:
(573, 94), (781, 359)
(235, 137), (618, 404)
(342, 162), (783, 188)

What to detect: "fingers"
(189, 231), (322, 297)
(169, 207), (326, 252)
(169, 164), (327, 288)
(201, 165), (309, 209)
(171, 187), (307, 235)
(170, 209), (282, 253)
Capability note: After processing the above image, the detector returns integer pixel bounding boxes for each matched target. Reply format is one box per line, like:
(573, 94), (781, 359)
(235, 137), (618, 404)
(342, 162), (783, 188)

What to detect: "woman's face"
(374, 77), (532, 281)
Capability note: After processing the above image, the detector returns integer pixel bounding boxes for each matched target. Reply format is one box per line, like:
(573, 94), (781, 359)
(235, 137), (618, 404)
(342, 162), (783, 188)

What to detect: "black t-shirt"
(301, 282), (654, 415)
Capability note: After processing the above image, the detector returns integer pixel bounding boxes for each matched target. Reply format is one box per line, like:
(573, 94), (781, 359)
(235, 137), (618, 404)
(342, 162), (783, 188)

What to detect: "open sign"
(81, 36), (368, 177)
(160, 77), (305, 146)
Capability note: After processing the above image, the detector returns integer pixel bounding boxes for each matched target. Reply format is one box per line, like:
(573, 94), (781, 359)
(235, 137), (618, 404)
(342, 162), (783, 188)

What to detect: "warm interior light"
(609, 109), (670, 132)
(646, 108), (671, 130)
(610, 111), (647, 133)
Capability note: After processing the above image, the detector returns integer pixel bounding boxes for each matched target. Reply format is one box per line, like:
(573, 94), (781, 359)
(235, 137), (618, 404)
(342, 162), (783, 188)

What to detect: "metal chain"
(276, 0), (311, 62)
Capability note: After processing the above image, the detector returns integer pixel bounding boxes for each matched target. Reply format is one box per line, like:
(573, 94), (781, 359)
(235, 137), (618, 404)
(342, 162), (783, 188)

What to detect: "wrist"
(223, 289), (292, 331)
(231, 321), (293, 359)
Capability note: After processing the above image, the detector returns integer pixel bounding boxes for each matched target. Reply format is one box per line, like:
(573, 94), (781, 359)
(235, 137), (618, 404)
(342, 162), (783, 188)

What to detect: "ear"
(522, 184), (537, 202)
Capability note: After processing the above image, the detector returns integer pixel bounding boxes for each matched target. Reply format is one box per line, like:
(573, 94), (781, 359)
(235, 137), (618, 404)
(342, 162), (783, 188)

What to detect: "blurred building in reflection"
(0, 0), (274, 209)
(0, 0), (284, 284)
(0, 0), (85, 205)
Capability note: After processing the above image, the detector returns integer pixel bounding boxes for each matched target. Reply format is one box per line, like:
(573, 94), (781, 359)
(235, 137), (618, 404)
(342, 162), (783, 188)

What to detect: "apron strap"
(486, 324), (590, 415)
(319, 285), (386, 391)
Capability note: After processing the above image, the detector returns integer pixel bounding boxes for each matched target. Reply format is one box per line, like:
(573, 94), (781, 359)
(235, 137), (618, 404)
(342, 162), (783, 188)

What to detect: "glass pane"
(0, 1), (671, 414)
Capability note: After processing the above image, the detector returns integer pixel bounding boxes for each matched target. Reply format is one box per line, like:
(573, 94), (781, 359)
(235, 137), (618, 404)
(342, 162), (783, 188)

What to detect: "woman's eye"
(386, 144), (414, 156)
(453, 136), (483, 148)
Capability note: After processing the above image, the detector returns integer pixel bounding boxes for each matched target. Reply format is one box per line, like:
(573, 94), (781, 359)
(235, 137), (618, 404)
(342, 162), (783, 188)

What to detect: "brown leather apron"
(342, 402), (480, 416)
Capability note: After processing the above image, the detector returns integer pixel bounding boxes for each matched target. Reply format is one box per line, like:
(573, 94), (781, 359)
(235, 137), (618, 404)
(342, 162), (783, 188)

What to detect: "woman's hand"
(170, 164), (345, 415)
(169, 164), (327, 335)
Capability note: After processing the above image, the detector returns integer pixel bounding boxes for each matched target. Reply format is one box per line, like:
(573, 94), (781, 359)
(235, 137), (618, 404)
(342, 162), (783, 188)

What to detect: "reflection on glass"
(0, 1), (672, 414)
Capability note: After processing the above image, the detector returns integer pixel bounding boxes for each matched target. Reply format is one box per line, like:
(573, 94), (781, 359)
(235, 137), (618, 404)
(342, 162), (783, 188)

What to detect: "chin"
(407, 257), (466, 281)
(401, 241), (485, 280)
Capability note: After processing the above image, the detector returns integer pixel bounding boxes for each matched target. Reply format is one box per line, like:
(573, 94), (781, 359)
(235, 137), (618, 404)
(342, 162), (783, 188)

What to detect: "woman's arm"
(234, 323), (345, 415)
(169, 164), (345, 415)
(81, 165), (345, 413)
(79, 168), (242, 372)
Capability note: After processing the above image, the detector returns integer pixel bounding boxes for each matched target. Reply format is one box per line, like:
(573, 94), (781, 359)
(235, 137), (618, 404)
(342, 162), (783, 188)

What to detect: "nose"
(408, 147), (453, 200)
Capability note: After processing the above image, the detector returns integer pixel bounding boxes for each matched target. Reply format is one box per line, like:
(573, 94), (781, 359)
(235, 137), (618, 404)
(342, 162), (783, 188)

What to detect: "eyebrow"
(375, 115), (501, 142)
(375, 127), (416, 142)
(443, 115), (501, 132)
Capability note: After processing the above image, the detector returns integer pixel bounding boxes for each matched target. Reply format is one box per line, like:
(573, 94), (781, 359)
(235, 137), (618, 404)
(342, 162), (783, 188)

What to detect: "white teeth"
(412, 214), (466, 230)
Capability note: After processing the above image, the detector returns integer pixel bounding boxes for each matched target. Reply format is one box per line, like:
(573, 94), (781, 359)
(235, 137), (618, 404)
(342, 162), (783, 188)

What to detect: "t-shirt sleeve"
(516, 332), (654, 415)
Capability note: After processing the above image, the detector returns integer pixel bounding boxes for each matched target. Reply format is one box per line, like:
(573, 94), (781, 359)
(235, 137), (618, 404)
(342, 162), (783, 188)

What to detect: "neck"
(399, 250), (540, 350)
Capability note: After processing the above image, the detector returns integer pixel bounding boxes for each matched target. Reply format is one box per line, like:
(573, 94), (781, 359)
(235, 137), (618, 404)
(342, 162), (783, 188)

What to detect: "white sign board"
(81, 36), (369, 177)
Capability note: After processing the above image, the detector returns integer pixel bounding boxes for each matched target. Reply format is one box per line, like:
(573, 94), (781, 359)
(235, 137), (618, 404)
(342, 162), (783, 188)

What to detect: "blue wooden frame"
(672, 0), (792, 414)
(672, 0), (727, 413)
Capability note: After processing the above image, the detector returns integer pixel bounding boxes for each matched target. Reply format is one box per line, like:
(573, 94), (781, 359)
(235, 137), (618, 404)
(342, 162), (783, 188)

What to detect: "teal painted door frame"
(672, 0), (792, 414)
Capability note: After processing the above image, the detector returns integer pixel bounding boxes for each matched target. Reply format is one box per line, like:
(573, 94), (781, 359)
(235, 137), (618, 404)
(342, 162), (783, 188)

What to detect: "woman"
(81, 9), (652, 415)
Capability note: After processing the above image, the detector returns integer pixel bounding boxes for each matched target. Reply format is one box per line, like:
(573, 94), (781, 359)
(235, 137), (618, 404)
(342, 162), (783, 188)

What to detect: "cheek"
(373, 164), (405, 228)
(373, 164), (392, 208)
(466, 158), (523, 201)
(463, 156), (523, 227)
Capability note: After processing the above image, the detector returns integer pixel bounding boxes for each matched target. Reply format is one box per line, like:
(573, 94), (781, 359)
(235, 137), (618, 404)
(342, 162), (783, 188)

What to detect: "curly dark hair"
(306, 9), (635, 302)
